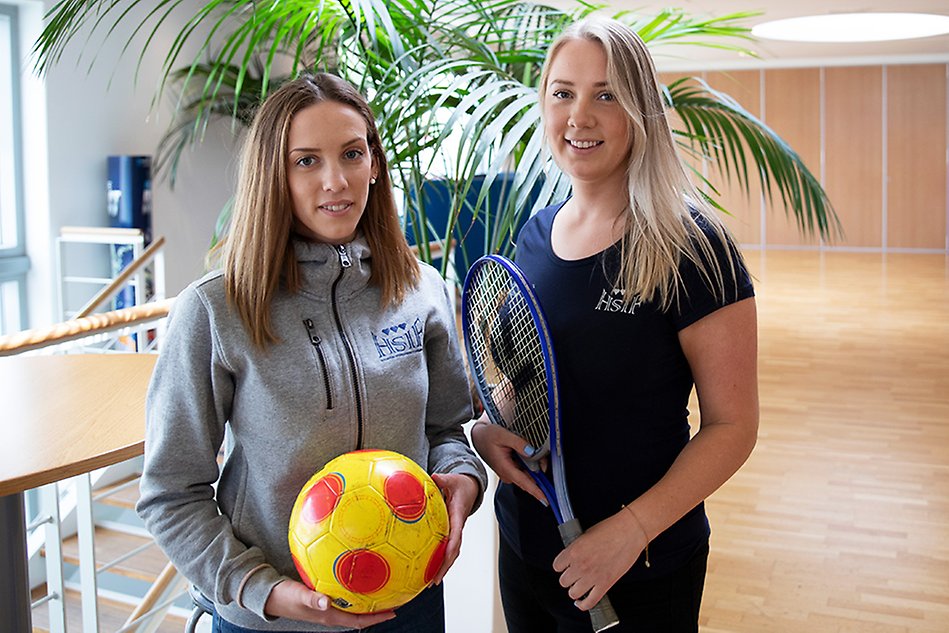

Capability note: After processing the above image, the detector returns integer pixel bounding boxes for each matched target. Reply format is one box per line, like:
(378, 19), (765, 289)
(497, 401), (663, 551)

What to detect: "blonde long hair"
(540, 18), (740, 308)
(222, 73), (419, 347)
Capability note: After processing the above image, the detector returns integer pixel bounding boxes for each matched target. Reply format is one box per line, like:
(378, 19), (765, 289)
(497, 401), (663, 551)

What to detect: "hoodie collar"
(292, 232), (372, 298)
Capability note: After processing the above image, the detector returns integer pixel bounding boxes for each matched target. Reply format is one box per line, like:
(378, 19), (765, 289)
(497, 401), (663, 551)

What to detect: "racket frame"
(462, 255), (620, 632)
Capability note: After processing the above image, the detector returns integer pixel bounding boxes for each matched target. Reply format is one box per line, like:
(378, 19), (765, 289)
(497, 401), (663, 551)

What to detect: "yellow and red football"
(288, 449), (449, 613)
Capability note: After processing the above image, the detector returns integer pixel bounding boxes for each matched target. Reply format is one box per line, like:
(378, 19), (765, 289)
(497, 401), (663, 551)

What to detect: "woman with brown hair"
(138, 73), (486, 632)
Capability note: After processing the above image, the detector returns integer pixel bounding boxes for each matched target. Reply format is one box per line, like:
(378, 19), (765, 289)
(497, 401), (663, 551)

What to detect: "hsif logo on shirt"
(372, 318), (424, 361)
(595, 288), (642, 315)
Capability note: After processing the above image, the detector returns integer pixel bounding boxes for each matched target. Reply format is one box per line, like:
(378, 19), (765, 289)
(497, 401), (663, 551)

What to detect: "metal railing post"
(39, 483), (66, 633)
(75, 474), (100, 631)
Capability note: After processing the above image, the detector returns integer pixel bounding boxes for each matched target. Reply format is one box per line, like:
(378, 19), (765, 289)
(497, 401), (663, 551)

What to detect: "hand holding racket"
(462, 255), (620, 632)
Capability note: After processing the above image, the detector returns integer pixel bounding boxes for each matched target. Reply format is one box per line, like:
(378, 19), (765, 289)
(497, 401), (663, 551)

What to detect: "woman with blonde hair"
(138, 73), (486, 632)
(471, 18), (758, 632)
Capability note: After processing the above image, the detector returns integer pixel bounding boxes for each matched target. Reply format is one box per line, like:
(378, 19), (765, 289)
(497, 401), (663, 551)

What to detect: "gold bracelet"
(622, 505), (651, 568)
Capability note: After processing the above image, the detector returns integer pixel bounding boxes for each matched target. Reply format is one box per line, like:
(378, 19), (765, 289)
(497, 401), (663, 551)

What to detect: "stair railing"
(2, 236), (186, 632)
(0, 299), (174, 357)
(73, 235), (166, 320)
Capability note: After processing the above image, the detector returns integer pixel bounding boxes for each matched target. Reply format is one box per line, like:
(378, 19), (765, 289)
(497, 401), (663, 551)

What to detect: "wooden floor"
(698, 250), (949, 632)
(30, 586), (188, 633)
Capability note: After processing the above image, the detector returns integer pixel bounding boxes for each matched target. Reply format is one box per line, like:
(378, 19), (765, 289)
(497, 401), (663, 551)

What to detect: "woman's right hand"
(264, 579), (396, 627)
(470, 415), (549, 506)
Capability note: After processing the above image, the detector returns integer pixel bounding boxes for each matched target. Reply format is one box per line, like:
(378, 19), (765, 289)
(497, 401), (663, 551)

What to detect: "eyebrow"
(288, 136), (366, 154)
(549, 79), (609, 88)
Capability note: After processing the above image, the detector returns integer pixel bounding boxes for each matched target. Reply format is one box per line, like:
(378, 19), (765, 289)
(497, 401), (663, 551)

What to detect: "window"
(0, 3), (28, 334)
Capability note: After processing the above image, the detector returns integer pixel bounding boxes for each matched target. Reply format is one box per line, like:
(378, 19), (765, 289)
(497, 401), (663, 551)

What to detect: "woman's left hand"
(429, 472), (480, 585)
(552, 510), (646, 611)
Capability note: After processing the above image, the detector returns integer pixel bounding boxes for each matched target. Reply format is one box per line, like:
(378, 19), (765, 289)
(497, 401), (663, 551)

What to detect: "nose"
(568, 99), (594, 129)
(322, 161), (348, 192)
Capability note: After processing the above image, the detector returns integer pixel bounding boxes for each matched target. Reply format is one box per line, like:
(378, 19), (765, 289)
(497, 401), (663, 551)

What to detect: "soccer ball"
(288, 449), (450, 613)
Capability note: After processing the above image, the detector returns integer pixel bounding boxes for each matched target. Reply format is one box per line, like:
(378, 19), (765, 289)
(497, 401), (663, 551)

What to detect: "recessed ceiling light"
(752, 13), (949, 43)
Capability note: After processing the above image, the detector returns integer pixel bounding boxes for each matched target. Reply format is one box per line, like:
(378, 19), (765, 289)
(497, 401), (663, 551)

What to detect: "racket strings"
(467, 262), (551, 451)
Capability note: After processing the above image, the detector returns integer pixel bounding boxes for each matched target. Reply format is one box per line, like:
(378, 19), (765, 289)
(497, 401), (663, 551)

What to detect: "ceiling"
(547, 0), (949, 70)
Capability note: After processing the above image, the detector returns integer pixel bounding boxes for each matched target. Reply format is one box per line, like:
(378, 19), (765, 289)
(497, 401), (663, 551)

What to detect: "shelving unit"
(54, 227), (165, 352)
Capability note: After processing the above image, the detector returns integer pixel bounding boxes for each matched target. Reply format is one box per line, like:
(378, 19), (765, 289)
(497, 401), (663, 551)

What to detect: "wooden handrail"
(75, 235), (166, 319)
(123, 561), (180, 628)
(0, 299), (174, 356)
(3, 238), (451, 357)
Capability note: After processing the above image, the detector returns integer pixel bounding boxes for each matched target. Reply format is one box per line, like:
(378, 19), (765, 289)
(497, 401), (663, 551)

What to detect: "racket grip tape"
(557, 519), (621, 632)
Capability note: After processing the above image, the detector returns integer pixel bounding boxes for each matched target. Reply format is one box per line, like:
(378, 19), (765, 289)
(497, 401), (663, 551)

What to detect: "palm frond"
(666, 77), (840, 239)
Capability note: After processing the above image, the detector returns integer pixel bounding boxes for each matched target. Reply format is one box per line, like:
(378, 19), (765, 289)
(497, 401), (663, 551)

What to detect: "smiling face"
(542, 38), (633, 191)
(286, 100), (378, 244)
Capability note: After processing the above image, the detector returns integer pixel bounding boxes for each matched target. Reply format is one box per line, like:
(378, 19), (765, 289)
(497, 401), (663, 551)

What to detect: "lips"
(319, 201), (353, 214)
(567, 139), (603, 149)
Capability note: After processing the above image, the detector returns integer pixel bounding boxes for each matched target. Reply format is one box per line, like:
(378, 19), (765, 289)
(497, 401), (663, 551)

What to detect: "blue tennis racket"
(462, 254), (620, 632)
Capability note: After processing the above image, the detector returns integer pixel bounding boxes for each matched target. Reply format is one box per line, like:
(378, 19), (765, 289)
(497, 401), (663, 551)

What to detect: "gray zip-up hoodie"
(137, 235), (487, 631)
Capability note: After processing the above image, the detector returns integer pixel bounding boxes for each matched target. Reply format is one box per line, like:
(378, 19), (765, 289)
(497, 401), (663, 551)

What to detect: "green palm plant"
(34, 0), (839, 278)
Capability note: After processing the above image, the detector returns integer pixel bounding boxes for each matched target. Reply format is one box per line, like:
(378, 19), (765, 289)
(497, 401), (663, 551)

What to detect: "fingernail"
(538, 496), (548, 508)
(523, 445), (536, 457)
(318, 596), (329, 610)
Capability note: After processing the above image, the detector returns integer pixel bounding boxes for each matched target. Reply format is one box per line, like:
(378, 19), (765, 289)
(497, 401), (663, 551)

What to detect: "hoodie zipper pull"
(335, 244), (352, 268)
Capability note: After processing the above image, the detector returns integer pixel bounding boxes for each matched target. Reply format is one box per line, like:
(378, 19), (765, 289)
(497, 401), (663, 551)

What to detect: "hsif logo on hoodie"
(372, 318), (424, 361)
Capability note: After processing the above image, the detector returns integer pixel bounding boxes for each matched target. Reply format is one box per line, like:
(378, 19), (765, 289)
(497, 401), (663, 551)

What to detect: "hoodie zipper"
(332, 244), (365, 448)
(303, 319), (333, 410)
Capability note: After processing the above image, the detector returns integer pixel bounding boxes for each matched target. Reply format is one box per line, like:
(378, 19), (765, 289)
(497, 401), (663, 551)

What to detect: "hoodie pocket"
(303, 318), (334, 410)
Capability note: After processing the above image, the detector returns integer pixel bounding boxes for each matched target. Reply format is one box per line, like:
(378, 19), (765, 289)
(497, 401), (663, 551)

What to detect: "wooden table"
(0, 353), (156, 633)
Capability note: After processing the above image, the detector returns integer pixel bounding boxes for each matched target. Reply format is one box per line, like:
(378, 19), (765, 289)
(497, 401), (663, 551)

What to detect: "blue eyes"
(294, 149), (365, 167)
(551, 90), (615, 102)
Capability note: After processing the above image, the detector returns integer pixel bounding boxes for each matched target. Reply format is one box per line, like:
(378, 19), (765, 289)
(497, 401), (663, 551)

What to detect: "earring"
(370, 177), (377, 185)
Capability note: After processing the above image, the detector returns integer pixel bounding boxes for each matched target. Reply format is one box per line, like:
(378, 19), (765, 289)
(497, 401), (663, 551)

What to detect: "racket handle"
(557, 519), (621, 632)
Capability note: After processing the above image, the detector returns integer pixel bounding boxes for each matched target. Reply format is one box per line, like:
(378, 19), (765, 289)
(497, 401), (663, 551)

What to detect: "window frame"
(0, 3), (29, 333)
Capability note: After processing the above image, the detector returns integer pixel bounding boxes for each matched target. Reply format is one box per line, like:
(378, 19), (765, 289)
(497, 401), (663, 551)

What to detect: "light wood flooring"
(698, 250), (949, 632)
(30, 586), (188, 633)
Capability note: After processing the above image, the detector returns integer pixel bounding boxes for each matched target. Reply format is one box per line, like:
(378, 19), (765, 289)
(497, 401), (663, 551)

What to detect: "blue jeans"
(498, 536), (708, 633)
(212, 583), (444, 633)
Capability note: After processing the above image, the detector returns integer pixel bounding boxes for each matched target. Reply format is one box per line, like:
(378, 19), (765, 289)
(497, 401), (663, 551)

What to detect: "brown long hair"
(222, 73), (419, 347)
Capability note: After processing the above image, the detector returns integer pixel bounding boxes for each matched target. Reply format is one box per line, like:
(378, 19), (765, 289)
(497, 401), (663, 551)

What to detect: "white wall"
(21, 0), (232, 328)
(446, 446), (503, 633)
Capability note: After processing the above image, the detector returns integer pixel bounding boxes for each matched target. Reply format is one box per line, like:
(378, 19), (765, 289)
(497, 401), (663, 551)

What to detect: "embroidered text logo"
(373, 318), (425, 361)
(595, 288), (642, 315)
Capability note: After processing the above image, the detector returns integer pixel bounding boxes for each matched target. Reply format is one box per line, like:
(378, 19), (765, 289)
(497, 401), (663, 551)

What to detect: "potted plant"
(34, 0), (838, 279)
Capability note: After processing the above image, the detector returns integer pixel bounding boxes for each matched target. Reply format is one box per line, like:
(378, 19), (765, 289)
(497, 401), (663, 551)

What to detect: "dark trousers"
(212, 583), (444, 633)
(498, 537), (709, 633)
